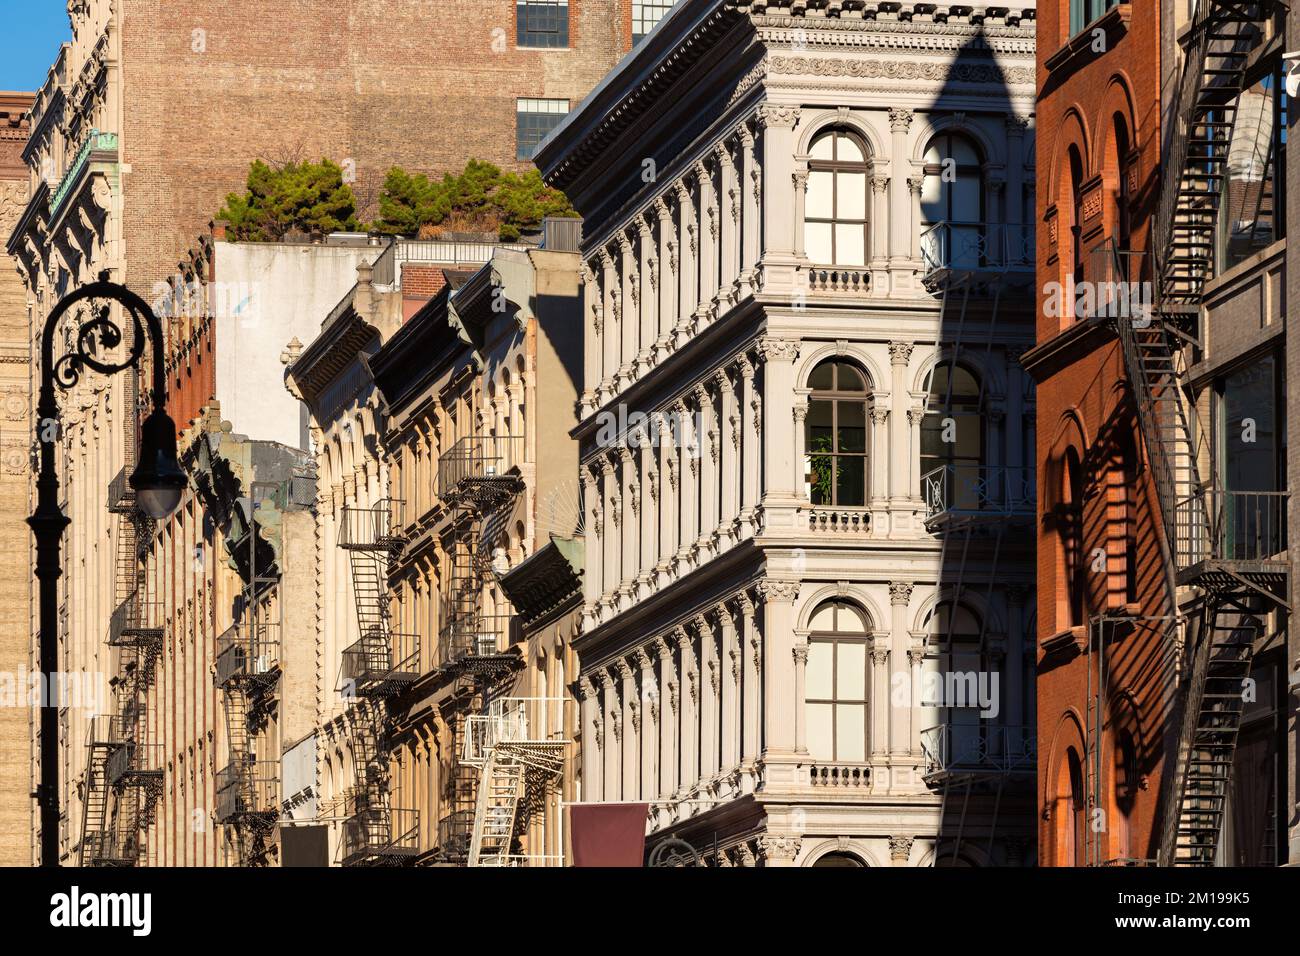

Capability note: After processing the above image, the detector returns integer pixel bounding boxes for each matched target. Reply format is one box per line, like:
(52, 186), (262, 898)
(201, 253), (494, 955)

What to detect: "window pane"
(951, 137), (979, 165)
(921, 173), (943, 218)
(952, 178), (981, 222)
(834, 224), (866, 265)
(805, 221), (833, 264)
(807, 641), (834, 698)
(836, 704), (867, 762)
(809, 361), (834, 390)
(809, 603), (837, 633)
(837, 642), (866, 699)
(835, 363), (865, 392)
(921, 655), (942, 706)
(810, 134), (835, 160)
(836, 134), (864, 163)
(954, 415), (981, 457)
(836, 171), (866, 219)
(806, 170), (835, 219)
(837, 400), (867, 453)
(835, 454), (866, 506)
(807, 703), (834, 760)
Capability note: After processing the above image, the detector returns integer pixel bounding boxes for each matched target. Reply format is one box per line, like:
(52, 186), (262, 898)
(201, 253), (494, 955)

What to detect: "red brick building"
(1025, 2), (1170, 866)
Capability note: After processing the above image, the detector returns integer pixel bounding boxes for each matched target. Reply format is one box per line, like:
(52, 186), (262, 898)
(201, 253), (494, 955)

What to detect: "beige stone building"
(3, 0), (630, 865)
(0, 90), (34, 868)
(535, 0), (1038, 865)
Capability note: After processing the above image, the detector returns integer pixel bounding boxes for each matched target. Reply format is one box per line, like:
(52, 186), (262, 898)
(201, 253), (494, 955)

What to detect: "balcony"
(337, 499), (404, 552)
(919, 724), (1035, 783)
(802, 506), (871, 535)
(214, 622), (280, 689)
(922, 465), (1036, 527)
(1174, 488), (1289, 592)
(437, 436), (523, 505)
(805, 267), (871, 296)
(339, 807), (420, 866)
(107, 466), (135, 514)
(462, 697), (571, 769)
(919, 221), (1034, 288)
(108, 591), (164, 647)
(215, 760), (279, 824)
(106, 741), (163, 789)
(339, 631), (421, 696)
(49, 128), (118, 222)
(437, 615), (514, 673)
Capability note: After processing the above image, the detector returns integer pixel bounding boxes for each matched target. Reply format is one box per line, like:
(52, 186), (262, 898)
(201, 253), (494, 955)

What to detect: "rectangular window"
(517, 1), (569, 49)
(516, 97), (569, 160)
(1218, 73), (1285, 273)
(805, 639), (869, 762)
(1071, 0), (1119, 36)
(1215, 353), (1287, 559)
(632, 0), (677, 44)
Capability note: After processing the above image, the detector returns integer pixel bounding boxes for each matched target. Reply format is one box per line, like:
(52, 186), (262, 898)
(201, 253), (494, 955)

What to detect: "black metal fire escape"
(79, 467), (164, 866)
(1113, 0), (1288, 867)
(336, 499), (420, 866)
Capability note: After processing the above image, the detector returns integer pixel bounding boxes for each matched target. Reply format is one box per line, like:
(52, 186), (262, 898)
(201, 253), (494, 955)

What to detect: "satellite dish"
(538, 479), (585, 539)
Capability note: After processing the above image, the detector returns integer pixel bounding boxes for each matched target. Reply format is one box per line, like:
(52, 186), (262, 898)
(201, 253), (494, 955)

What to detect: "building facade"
(537, 0), (1038, 866)
(0, 90), (34, 868)
(3, 0), (630, 864)
(1031, 0), (1295, 867)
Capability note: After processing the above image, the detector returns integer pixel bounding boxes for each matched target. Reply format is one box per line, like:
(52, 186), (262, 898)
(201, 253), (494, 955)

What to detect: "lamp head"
(129, 407), (186, 519)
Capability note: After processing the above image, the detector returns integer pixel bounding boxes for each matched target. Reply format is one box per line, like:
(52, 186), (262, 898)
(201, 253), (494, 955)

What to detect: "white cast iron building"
(536, 0), (1038, 867)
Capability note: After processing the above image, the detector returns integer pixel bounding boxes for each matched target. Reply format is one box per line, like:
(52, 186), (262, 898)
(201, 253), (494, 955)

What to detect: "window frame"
(516, 0), (569, 50)
(806, 359), (871, 508)
(804, 127), (872, 267)
(516, 97), (570, 161)
(805, 601), (871, 764)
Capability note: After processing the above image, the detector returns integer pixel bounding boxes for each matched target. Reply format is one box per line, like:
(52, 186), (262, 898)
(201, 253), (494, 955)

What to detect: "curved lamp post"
(28, 279), (185, 867)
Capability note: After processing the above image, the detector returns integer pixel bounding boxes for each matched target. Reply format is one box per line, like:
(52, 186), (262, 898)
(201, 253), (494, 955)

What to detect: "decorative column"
(792, 640), (809, 754)
(1006, 585), (1026, 729)
(716, 367), (739, 547)
(675, 398), (695, 574)
(792, 389), (810, 501)
(600, 669), (619, 799)
(636, 648), (658, 800)
(908, 176), (926, 260)
(582, 465), (601, 626)
(909, 633), (929, 758)
(870, 173), (890, 279)
(695, 382), (718, 556)
(618, 233), (638, 388)
(655, 197), (676, 361)
(579, 676), (602, 800)
(758, 834), (802, 869)
(716, 139), (740, 303)
(738, 355), (759, 537)
(869, 631), (891, 759)
(618, 659), (638, 798)
(888, 342), (913, 509)
(870, 404), (890, 527)
(888, 582), (914, 756)
(759, 337), (801, 530)
(638, 441), (655, 593)
(1007, 347), (1025, 474)
(696, 614), (720, 781)
(618, 447), (637, 598)
(887, 108), (913, 265)
(656, 413), (677, 584)
(908, 405), (926, 504)
(755, 104), (801, 298)
(719, 601), (740, 774)
(695, 158), (719, 323)
(637, 217), (656, 376)
(1006, 116), (1027, 229)
(890, 834), (915, 867)
(600, 455), (617, 609)
(739, 591), (760, 784)
(758, 580), (800, 778)
(674, 179), (698, 347)
(675, 626), (699, 791)
(654, 636), (678, 799)
(580, 259), (600, 417)
(792, 167), (809, 261)
(599, 249), (618, 403)
(739, 123), (760, 295)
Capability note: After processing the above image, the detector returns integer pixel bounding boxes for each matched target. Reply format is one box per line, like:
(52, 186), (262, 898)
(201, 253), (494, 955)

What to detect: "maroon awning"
(568, 803), (648, 867)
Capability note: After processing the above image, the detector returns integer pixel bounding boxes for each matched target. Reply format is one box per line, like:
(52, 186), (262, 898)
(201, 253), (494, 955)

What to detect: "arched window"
(812, 851), (866, 868)
(806, 360), (870, 507)
(1112, 115), (1132, 259)
(922, 132), (984, 268)
(921, 363), (984, 508)
(1066, 747), (1086, 865)
(1113, 728), (1138, 861)
(921, 601), (989, 766)
(1068, 144), (1085, 289)
(1056, 447), (1086, 627)
(804, 128), (870, 266)
(805, 600), (870, 763)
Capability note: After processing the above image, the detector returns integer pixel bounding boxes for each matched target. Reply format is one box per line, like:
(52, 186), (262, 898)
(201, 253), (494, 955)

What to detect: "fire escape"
(917, 217), (1037, 864)
(214, 482), (286, 866)
(336, 498), (421, 865)
(435, 435), (526, 863)
(1110, 1), (1288, 866)
(79, 466), (164, 866)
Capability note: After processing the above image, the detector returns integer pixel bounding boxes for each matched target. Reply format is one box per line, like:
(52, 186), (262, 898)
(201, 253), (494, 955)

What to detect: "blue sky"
(0, 1), (71, 92)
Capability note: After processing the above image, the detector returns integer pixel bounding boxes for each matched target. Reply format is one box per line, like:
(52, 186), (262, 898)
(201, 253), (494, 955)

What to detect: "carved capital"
(889, 582), (914, 606)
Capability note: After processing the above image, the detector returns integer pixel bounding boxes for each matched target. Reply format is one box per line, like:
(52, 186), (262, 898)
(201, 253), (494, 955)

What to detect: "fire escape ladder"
(78, 728), (116, 866)
(468, 749), (526, 866)
(1114, 1), (1283, 867)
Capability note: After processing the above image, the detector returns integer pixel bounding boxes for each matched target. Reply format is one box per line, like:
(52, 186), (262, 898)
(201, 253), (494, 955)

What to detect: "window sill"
(1041, 625), (1087, 656)
(1045, 5), (1130, 77)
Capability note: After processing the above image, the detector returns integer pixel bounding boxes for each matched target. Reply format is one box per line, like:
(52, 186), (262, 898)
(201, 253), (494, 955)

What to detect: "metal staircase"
(336, 499), (419, 865)
(462, 698), (569, 866)
(1112, 0), (1287, 867)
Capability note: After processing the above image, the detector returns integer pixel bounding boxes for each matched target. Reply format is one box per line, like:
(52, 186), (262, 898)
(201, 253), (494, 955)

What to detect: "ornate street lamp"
(28, 279), (185, 867)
